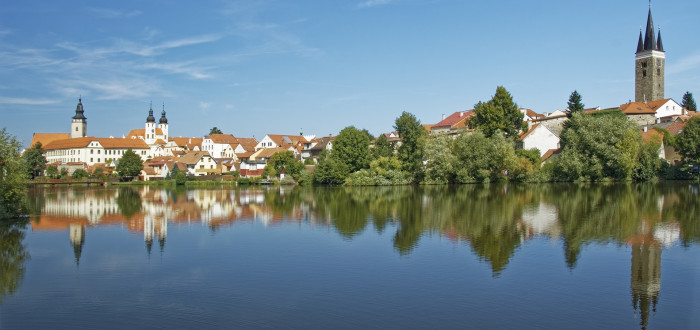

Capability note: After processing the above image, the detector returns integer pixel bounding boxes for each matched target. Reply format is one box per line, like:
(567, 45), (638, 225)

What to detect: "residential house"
(178, 151), (217, 176)
(520, 108), (545, 122)
(517, 123), (560, 157)
(301, 135), (334, 162)
(620, 102), (658, 126)
(240, 147), (290, 177)
(430, 110), (474, 136)
(646, 98), (685, 119)
(202, 134), (239, 158)
(255, 134), (310, 151)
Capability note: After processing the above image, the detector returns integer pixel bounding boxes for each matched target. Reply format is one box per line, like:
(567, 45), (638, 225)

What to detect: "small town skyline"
(2, 1), (699, 147)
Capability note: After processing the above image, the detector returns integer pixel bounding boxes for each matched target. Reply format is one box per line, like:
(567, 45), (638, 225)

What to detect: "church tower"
(635, 5), (665, 102)
(145, 103), (156, 144)
(158, 103), (169, 141)
(70, 97), (87, 138)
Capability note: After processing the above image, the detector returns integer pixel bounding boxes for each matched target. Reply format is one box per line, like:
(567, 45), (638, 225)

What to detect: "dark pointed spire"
(656, 28), (664, 52)
(146, 102), (156, 123)
(636, 30), (644, 53)
(72, 97), (87, 120)
(643, 8), (656, 51)
(159, 102), (168, 124)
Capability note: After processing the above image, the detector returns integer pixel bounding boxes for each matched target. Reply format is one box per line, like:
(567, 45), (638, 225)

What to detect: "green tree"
(452, 130), (518, 183)
(469, 86), (523, 138)
(116, 149), (143, 178)
(262, 151), (304, 180)
(59, 168), (69, 179)
(554, 112), (642, 180)
(209, 127), (223, 135)
(567, 90), (585, 115)
(681, 91), (697, 112)
(116, 187), (142, 219)
(92, 167), (104, 179)
(394, 111), (427, 179)
(0, 128), (28, 219)
(22, 142), (46, 179)
(372, 134), (393, 159)
(71, 168), (89, 179)
(422, 136), (456, 184)
(332, 126), (371, 173)
(676, 116), (700, 164)
(45, 165), (59, 179)
(313, 150), (348, 184)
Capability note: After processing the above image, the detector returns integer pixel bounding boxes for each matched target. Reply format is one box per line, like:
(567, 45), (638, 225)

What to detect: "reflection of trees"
(117, 187), (142, 219)
(658, 183), (700, 245)
(0, 218), (30, 305)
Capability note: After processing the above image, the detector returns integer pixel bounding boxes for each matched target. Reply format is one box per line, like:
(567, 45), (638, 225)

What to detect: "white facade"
(519, 124), (560, 157)
(652, 99), (684, 119)
(45, 139), (150, 166)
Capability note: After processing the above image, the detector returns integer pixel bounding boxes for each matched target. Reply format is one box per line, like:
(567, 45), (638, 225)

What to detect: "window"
(657, 69), (660, 75)
(75, 127), (78, 131)
(643, 70), (647, 77)
(90, 150), (93, 154)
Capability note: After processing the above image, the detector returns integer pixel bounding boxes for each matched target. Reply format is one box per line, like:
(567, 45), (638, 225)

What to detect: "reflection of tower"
(158, 217), (167, 254)
(144, 214), (154, 255)
(69, 223), (85, 267)
(630, 240), (662, 330)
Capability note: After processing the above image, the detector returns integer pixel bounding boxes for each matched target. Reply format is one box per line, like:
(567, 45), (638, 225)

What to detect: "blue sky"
(2, 0), (699, 147)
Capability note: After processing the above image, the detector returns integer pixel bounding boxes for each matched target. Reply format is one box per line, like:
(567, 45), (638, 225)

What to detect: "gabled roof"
(126, 128), (164, 139)
(642, 129), (664, 143)
(178, 151), (211, 165)
(170, 137), (203, 150)
(308, 136), (334, 151)
(206, 134), (238, 144)
(265, 134), (308, 146)
(665, 121), (686, 135)
(619, 102), (656, 115)
(645, 98), (676, 112)
(519, 123), (541, 141)
(43, 137), (149, 150)
(433, 110), (474, 129)
(234, 137), (258, 152)
(541, 148), (561, 162)
(29, 133), (70, 149)
(251, 147), (288, 160)
(520, 108), (544, 120)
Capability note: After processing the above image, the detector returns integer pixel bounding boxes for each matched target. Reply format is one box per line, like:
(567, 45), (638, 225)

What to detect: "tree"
(0, 128), (28, 219)
(554, 112), (642, 180)
(331, 126), (371, 173)
(262, 151), (304, 180)
(676, 117), (700, 164)
(22, 142), (46, 179)
(116, 149), (143, 178)
(681, 91), (697, 112)
(313, 150), (349, 184)
(452, 130), (518, 183)
(567, 90), (585, 115)
(209, 127), (223, 135)
(394, 111), (427, 179)
(71, 169), (89, 179)
(469, 86), (523, 138)
(45, 165), (59, 179)
(422, 136), (456, 184)
(372, 134), (393, 159)
(92, 167), (104, 179)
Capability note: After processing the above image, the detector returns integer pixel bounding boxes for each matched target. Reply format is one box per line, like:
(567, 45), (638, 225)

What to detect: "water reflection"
(23, 183), (698, 327)
(0, 218), (30, 305)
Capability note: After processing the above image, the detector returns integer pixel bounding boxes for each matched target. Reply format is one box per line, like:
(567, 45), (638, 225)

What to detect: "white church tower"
(70, 98), (87, 138)
(158, 104), (169, 141)
(145, 104), (157, 145)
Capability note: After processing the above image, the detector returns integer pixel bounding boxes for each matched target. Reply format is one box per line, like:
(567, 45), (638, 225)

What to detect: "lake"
(1, 183), (699, 329)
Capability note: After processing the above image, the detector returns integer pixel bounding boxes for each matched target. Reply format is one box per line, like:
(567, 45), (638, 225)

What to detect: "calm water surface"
(1, 183), (699, 329)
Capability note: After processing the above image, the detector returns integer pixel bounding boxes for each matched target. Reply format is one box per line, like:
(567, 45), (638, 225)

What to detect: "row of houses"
(423, 98), (697, 164)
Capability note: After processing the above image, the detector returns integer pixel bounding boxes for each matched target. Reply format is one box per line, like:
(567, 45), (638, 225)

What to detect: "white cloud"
(139, 62), (213, 79)
(199, 102), (212, 112)
(357, 0), (395, 9)
(0, 96), (59, 105)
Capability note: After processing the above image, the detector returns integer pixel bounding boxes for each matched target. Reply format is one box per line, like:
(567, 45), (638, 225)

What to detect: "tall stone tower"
(70, 98), (87, 138)
(635, 6), (665, 102)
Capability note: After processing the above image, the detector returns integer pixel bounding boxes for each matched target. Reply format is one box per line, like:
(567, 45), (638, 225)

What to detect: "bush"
(237, 177), (251, 185)
(174, 171), (186, 185)
(71, 169), (89, 179)
(345, 157), (411, 186)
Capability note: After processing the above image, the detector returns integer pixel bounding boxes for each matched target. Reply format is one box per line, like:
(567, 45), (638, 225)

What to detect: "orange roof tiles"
(207, 134), (238, 144)
(645, 98), (673, 112)
(29, 133), (70, 149)
(43, 137), (149, 150)
(178, 151), (211, 165)
(619, 102), (657, 114)
(234, 137), (258, 152)
(642, 129), (663, 143)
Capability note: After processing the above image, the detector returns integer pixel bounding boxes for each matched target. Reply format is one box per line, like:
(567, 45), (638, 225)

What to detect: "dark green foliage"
(360, 128), (375, 141)
(345, 157), (411, 186)
(71, 169), (89, 179)
(0, 218), (30, 304)
(116, 149), (143, 178)
(45, 165), (59, 179)
(116, 188), (142, 219)
(314, 154), (349, 184)
(92, 167), (104, 179)
(633, 139), (662, 181)
(681, 91), (697, 112)
(394, 111), (426, 179)
(452, 130), (518, 183)
(469, 86), (523, 138)
(59, 168), (69, 179)
(262, 151), (304, 181)
(554, 112), (642, 180)
(332, 126), (371, 173)
(174, 171), (186, 185)
(372, 134), (393, 159)
(209, 127), (223, 135)
(422, 136), (456, 184)
(0, 128), (28, 219)
(676, 117), (700, 164)
(567, 90), (585, 115)
(22, 142), (46, 179)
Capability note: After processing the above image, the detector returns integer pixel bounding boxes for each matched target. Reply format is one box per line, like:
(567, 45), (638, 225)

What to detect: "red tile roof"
(619, 102), (656, 114)
(43, 137), (150, 150)
(207, 134), (238, 144)
(29, 133), (70, 149)
(433, 110), (474, 129)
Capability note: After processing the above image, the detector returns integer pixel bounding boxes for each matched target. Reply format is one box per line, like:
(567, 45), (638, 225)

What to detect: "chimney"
(460, 112), (464, 117)
(442, 114), (446, 120)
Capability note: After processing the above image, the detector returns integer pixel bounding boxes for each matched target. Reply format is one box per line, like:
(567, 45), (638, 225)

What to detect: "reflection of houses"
(519, 200), (561, 239)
